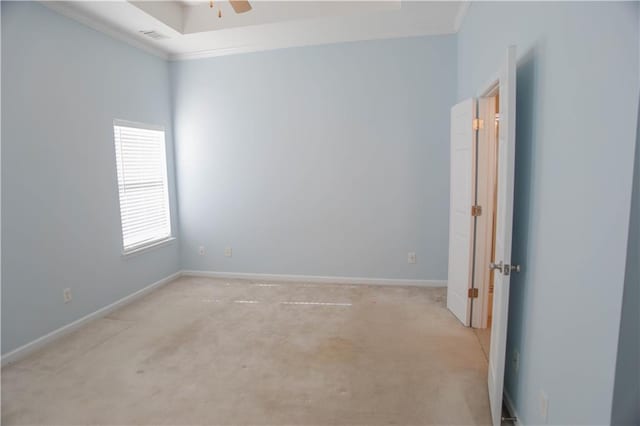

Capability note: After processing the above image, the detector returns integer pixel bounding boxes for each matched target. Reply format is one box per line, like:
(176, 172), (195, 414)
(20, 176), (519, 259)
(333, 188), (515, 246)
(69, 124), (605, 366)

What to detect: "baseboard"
(181, 270), (446, 288)
(504, 391), (522, 426)
(1, 271), (182, 366)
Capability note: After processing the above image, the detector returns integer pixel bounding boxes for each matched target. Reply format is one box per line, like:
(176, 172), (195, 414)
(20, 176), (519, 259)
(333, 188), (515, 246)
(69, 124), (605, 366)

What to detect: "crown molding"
(41, 1), (466, 62)
(169, 45), (256, 61)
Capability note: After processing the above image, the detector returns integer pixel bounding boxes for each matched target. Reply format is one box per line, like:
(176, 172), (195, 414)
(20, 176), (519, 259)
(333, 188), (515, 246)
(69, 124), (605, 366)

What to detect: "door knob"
(489, 261), (521, 275)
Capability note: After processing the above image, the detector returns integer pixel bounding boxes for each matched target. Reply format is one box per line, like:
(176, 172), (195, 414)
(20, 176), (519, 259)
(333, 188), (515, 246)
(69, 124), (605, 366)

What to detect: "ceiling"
(45, 1), (469, 60)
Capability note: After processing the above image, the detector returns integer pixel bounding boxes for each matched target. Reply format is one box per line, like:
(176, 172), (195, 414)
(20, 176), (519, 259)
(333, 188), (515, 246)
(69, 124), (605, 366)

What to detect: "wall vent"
(139, 30), (169, 40)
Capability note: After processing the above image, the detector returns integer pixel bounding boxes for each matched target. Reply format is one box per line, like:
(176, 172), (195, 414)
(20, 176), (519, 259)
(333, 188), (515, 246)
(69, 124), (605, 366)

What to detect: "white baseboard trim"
(181, 270), (446, 288)
(504, 391), (522, 426)
(1, 271), (182, 366)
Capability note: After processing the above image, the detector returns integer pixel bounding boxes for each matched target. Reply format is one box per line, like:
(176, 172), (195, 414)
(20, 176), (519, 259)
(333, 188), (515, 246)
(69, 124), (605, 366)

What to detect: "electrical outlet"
(539, 390), (549, 423)
(63, 288), (72, 303)
(224, 247), (232, 257)
(408, 252), (416, 264)
(513, 349), (520, 373)
(198, 246), (206, 256)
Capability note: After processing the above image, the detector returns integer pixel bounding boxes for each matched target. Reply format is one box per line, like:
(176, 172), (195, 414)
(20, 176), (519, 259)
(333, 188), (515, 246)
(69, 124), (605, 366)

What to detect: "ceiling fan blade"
(229, 0), (252, 13)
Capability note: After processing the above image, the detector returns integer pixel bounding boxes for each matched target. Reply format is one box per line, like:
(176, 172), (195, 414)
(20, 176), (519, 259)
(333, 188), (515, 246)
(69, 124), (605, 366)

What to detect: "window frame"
(113, 119), (174, 257)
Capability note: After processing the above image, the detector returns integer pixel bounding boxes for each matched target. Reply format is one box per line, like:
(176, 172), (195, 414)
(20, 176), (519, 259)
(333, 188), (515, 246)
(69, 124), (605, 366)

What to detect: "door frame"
(471, 94), (499, 329)
(481, 45), (518, 426)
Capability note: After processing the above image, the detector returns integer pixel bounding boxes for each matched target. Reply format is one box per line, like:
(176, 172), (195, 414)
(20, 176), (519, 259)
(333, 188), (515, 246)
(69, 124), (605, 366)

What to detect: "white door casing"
(472, 96), (499, 330)
(487, 46), (517, 426)
(447, 98), (476, 326)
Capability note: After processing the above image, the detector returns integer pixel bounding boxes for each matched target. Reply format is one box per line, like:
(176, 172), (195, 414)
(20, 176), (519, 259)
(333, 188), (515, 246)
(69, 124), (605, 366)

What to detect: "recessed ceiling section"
(181, 1), (402, 35)
(130, 1), (185, 33)
(45, 1), (466, 60)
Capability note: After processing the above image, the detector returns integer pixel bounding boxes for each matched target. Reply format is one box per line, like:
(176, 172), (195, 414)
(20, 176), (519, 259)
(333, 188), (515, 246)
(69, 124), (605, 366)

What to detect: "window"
(113, 120), (172, 254)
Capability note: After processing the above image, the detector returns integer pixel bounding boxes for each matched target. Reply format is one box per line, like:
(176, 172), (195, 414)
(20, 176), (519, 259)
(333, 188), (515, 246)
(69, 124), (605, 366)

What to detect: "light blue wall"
(4, 8), (639, 424)
(1, 2), (180, 353)
(611, 96), (640, 426)
(458, 2), (639, 424)
(171, 36), (456, 280)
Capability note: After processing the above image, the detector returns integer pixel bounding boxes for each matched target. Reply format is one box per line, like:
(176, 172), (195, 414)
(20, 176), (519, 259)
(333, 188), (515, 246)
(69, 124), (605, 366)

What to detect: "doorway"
(447, 46), (518, 426)
(472, 91), (500, 359)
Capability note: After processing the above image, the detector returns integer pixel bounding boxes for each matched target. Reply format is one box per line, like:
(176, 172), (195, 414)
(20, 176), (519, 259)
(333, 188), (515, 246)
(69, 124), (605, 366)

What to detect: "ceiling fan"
(210, 0), (252, 18)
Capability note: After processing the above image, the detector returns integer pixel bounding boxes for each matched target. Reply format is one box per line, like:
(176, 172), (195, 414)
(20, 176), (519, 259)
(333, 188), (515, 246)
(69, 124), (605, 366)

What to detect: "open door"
(487, 46), (518, 426)
(447, 99), (476, 326)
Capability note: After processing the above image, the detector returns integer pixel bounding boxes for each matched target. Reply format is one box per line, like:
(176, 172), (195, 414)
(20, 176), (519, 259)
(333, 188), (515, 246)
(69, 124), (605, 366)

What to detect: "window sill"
(122, 237), (176, 259)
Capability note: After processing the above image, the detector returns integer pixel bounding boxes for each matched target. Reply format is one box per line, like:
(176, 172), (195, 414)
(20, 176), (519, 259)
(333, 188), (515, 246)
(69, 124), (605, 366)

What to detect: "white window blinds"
(113, 120), (172, 253)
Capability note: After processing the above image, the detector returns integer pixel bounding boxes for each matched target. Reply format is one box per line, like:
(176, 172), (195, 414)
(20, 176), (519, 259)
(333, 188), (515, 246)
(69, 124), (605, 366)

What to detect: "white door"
(487, 46), (518, 426)
(447, 99), (476, 326)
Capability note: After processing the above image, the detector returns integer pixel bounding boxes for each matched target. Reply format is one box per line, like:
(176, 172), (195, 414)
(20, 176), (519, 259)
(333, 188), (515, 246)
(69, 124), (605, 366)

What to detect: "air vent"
(139, 30), (169, 40)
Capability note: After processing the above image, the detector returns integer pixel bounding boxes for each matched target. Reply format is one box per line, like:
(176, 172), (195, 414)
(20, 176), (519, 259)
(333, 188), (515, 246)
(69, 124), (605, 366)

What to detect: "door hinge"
(471, 205), (482, 217)
(468, 288), (479, 298)
(472, 118), (484, 131)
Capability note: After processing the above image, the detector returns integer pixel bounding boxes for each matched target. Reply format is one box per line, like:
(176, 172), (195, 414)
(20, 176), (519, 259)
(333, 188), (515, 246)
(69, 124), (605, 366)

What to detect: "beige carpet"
(474, 328), (492, 362)
(2, 276), (492, 425)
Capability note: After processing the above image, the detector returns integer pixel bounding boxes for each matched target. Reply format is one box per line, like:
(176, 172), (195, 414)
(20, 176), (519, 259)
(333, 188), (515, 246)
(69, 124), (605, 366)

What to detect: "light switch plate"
(540, 391), (549, 423)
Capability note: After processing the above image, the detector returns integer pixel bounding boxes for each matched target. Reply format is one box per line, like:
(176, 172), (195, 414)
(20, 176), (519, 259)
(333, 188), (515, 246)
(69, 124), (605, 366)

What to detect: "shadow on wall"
(504, 42), (545, 402)
(611, 95), (640, 426)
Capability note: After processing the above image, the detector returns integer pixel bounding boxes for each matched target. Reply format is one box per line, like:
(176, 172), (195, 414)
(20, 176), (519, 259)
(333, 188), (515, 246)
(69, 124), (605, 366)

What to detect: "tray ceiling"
(44, 1), (468, 60)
